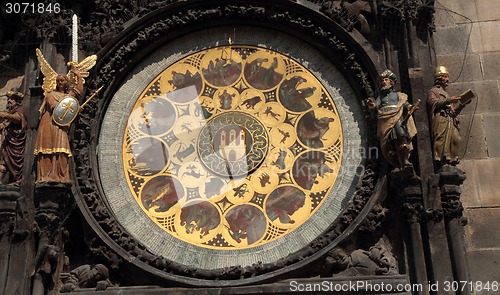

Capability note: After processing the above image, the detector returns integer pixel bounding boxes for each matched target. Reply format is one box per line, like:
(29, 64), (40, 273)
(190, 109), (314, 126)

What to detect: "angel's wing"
(35, 48), (57, 94)
(75, 55), (97, 75)
(67, 55), (97, 86)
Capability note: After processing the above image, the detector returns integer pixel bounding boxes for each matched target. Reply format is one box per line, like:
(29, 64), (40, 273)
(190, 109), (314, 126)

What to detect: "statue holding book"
(427, 66), (474, 167)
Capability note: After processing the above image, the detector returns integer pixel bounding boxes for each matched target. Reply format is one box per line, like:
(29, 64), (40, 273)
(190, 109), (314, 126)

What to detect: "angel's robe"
(34, 89), (80, 184)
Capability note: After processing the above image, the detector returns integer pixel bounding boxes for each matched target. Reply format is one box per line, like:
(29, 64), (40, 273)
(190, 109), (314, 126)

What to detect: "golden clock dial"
(122, 46), (343, 249)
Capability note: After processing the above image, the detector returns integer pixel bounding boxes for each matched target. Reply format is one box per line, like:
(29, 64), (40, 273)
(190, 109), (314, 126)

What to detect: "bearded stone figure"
(367, 69), (417, 169)
(0, 90), (28, 185)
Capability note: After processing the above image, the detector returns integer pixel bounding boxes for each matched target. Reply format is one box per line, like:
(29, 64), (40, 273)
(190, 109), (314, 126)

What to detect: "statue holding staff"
(367, 69), (418, 169)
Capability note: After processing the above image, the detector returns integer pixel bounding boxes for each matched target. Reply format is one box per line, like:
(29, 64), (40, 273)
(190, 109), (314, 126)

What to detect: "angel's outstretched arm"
(70, 67), (83, 95)
(68, 54), (97, 87)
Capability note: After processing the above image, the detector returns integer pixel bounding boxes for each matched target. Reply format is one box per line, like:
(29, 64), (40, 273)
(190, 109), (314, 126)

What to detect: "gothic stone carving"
(321, 236), (398, 277)
(438, 165), (466, 222)
(320, 0), (373, 35)
(60, 264), (110, 293)
(320, 0), (436, 38)
(359, 204), (389, 232)
(378, 0), (435, 21)
(0, 191), (20, 240)
(33, 187), (73, 293)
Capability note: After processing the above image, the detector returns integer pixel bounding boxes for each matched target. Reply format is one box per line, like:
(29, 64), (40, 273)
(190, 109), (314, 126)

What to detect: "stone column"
(439, 165), (470, 295)
(32, 186), (73, 295)
(0, 191), (19, 294)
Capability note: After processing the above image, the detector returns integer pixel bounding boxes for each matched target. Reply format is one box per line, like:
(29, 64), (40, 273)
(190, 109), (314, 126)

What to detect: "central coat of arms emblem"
(197, 111), (268, 178)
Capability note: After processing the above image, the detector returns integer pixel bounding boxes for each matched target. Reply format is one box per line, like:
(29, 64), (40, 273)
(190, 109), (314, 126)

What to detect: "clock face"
(99, 26), (364, 269)
(121, 46), (343, 249)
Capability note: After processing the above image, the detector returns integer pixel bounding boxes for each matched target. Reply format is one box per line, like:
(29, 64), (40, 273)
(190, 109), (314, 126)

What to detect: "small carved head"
(56, 74), (69, 92)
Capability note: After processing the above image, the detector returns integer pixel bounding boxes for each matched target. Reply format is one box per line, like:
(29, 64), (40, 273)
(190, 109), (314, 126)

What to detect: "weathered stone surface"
(459, 114), (488, 160)
(434, 25), (476, 56)
(466, 250), (500, 295)
(484, 114), (500, 157)
(457, 160), (481, 208)
(435, 54), (482, 83)
(481, 52), (500, 80)
(468, 23), (485, 53)
(436, 1), (500, 53)
(459, 158), (500, 206)
(464, 208), (500, 249)
(475, 158), (500, 205)
(476, 0), (500, 22)
(434, 0), (478, 25)
(447, 80), (500, 114)
(478, 21), (500, 52)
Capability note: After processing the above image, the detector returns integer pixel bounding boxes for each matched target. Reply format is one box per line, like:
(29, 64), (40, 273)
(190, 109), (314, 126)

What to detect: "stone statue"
(322, 238), (398, 276)
(367, 69), (417, 169)
(33, 49), (96, 184)
(60, 264), (110, 292)
(0, 90), (28, 185)
(427, 66), (472, 167)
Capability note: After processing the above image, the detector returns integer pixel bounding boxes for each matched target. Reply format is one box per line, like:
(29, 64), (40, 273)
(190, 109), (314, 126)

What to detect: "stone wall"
(434, 0), (500, 293)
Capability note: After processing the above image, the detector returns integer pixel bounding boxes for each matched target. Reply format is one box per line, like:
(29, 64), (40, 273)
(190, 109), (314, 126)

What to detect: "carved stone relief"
(321, 236), (398, 277)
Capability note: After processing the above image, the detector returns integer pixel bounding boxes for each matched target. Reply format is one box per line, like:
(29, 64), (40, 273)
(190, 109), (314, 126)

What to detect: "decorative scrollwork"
(379, 0), (435, 20)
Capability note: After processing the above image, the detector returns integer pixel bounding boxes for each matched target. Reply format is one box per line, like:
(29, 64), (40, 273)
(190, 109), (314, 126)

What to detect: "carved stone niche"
(69, 1), (405, 288)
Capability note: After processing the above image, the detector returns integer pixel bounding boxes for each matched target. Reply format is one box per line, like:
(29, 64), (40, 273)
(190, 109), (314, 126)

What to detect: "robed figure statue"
(0, 90), (28, 185)
(367, 70), (417, 169)
(34, 49), (96, 184)
(427, 66), (473, 167)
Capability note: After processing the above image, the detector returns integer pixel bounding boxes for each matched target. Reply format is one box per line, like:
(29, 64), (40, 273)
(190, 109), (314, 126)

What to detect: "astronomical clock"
(0, 1), (470, 294)
(94, 23), (370, 277)
(69, 1), (406, 288)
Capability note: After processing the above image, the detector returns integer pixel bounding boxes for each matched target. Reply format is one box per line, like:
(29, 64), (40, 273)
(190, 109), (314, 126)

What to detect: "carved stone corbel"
(390, 171), (424, 224)
(437, 165), (466, 223)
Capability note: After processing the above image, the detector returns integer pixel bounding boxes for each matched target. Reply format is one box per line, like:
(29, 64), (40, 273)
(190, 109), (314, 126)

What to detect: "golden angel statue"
(34, 48), (96, 184)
